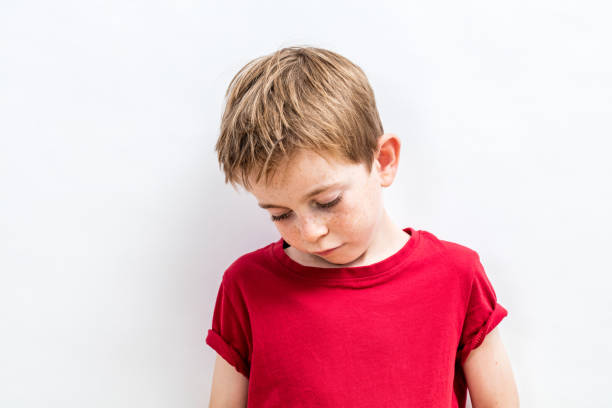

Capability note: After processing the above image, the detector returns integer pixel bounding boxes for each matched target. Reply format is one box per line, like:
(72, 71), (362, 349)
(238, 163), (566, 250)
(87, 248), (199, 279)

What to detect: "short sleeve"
(205, 279), (251, 378)
(457, 252), (508, 365)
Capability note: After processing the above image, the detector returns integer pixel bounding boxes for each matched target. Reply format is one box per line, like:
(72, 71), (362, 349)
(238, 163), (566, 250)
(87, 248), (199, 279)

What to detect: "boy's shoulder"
(420, 228), (478, 255)
(419, 229), (482, 273)
(219, 240), (278, 287)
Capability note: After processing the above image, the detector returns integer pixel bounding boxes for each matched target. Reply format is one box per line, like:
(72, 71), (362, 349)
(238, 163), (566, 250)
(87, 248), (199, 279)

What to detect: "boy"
(206, 46), (519, 407)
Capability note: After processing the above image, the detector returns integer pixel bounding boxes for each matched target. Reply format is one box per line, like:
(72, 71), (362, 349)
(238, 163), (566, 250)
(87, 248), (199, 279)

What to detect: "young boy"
(205, 46), (519, 407)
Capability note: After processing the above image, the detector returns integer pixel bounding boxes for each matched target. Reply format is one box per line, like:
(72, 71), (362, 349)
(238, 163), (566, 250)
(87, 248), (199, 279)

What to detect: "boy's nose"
(299, 216), (328, 243)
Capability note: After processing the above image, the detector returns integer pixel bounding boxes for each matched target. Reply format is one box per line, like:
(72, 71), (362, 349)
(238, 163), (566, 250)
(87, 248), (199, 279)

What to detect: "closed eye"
(270, 194), (343, 222)
(317, 194), (343, 208)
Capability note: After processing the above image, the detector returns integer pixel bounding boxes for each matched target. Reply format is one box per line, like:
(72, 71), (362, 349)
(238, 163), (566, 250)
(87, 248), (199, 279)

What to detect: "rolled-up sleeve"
(205, 279), (251, 378)
(457, 252), (508, 365)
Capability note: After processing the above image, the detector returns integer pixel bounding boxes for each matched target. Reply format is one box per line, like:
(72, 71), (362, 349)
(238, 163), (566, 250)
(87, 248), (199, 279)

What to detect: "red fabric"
(205, 227), (508, 407)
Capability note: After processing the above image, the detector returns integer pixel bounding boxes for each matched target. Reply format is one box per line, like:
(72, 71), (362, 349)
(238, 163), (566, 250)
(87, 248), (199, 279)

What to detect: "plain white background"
(1, 0), (611, 406)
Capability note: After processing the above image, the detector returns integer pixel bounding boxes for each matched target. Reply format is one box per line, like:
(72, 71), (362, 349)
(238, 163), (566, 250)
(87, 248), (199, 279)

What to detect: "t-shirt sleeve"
(457, 252), (508, 366)
(205, 278), (251, 379)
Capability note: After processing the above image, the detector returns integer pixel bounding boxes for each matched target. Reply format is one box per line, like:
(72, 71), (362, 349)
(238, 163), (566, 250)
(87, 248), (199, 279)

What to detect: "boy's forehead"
(252, 168), (342, 197)
(254, 150), (350, 189)
(248, 152), (362, 205)
(254, 179), (347, 209)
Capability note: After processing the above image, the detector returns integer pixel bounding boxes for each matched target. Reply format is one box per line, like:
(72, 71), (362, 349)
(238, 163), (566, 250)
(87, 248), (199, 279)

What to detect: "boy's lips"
(313, 244), (342, 255)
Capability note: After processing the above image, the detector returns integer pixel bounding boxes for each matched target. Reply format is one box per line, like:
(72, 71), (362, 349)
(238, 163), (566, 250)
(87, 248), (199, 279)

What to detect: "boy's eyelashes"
(270, 194), (343, 222)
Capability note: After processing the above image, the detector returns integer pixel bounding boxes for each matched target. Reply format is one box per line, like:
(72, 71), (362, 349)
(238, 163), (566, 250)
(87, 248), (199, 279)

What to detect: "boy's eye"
(270, 212), (292, 222)
(317, 194), (343, 209)
(270, 194), (343, 222)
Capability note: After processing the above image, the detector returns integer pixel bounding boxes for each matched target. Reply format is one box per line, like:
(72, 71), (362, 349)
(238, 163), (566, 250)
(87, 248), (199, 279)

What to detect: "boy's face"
(246, 147), (388, 267)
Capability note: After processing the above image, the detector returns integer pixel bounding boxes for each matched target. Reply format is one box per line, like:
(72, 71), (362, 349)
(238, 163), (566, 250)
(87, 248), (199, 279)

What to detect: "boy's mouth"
(313, 245), (342, 255)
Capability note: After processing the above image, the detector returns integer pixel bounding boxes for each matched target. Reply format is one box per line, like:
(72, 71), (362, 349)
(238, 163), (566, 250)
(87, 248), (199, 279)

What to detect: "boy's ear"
(374, 133), (401, 187)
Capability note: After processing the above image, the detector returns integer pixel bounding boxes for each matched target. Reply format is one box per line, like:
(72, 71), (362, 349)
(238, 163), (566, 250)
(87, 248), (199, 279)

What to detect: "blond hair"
(215, 46), (384, 191)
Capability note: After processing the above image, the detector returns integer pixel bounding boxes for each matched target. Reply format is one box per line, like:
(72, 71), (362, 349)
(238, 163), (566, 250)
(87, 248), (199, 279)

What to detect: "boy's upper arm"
(462, 327), (520, 408)
(209, 353), (249, 408)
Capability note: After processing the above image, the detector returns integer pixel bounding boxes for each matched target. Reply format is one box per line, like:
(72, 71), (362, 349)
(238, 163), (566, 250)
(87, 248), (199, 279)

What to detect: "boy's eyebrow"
(258, 182), (343, 209)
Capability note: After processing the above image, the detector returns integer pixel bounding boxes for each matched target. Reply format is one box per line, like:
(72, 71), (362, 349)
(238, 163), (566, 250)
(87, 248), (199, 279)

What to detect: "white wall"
(1, 0), (611, 406)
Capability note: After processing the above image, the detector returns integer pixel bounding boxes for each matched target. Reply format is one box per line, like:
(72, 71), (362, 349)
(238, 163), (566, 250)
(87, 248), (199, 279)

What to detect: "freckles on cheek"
(281, 224), (300, 242)
(337, 204), (366, 236)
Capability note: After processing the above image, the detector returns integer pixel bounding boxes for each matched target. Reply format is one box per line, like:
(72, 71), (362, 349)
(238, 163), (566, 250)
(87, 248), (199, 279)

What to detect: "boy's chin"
(312, 249), (363, 268)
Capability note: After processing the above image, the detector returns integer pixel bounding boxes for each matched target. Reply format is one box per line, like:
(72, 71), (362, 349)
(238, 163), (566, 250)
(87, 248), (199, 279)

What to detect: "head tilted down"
(215, 46), (405, 267)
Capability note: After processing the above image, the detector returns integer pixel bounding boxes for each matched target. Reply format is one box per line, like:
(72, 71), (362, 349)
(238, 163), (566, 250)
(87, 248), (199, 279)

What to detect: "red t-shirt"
(205, 227), (508, 407)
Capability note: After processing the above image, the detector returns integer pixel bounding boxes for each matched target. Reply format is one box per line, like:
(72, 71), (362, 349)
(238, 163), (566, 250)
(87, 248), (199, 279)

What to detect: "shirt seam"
(267, 231), (420, 285)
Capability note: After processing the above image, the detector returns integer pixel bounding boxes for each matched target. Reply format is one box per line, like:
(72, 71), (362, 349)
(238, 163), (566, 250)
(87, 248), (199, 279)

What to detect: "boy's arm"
(208, 354), (249, 408)
(462, 327), (520, 408)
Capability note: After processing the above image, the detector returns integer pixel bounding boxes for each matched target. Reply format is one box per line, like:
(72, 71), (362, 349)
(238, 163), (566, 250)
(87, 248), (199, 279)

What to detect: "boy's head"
(215, 46), (384, 191)
(215, 46), (404, 267)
